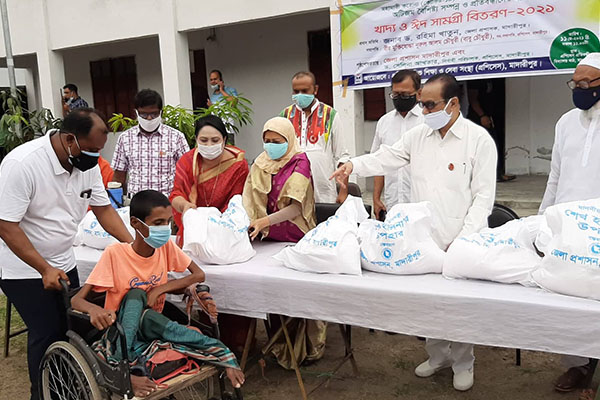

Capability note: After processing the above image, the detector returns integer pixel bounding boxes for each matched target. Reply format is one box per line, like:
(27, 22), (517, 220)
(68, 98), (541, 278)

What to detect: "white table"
(74, 241), (600, 360)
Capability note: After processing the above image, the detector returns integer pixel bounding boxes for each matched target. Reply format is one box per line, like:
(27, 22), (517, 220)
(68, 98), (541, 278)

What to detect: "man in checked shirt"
(112, 89), (189, 197)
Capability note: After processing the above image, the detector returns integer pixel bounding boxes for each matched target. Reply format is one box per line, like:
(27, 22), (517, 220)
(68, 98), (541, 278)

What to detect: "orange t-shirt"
(86, 240), (191, 313)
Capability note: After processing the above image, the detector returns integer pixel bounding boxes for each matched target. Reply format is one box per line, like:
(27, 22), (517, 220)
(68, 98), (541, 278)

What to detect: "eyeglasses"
(567, 77), (600, 90)
(418, 99), (447, 111)
(389, 92), (416, 100)
(137, 111), (161, 119)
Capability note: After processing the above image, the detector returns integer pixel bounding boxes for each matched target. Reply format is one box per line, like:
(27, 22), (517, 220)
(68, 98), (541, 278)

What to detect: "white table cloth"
(74, 241), (600, 359)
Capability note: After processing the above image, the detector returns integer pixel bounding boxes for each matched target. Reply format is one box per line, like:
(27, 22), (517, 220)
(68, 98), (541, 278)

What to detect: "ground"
(0, 293), (590, 399)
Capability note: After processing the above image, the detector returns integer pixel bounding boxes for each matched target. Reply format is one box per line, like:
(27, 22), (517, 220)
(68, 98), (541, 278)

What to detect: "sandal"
(580, 389), (596, 400)
(555, 366), (590, 392)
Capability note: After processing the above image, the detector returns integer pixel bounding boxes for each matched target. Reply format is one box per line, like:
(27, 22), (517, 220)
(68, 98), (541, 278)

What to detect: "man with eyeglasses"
(538, 52), (600, 394)
(112, 89), (190, 197)
(370, 70), (423, 220)
(331, 72), (496, 391)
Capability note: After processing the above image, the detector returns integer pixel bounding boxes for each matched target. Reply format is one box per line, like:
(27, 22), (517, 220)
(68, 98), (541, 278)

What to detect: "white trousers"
(426, 339), (475, 374)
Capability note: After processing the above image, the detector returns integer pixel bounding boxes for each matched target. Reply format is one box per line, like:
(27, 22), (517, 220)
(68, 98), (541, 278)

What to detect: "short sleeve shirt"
(86, 241), (191, 312)
(111, 124), (190, 197)
(0, 131), (110, 279)
(209, 86), (238, 104)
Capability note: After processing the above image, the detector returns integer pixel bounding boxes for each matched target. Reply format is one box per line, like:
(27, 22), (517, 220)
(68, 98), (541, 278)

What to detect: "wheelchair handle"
(59, 278), (71, 310)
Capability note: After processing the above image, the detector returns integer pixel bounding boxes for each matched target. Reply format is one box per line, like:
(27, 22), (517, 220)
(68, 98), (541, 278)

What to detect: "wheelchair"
(38, 280), (244, 400)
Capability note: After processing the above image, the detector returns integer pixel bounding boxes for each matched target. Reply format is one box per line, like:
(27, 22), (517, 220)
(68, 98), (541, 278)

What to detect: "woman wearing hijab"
(170, 115), (250, 354)
(243, 116), (316, 242)
(171, 115), (249, 246)
(243, 117), (325, 369)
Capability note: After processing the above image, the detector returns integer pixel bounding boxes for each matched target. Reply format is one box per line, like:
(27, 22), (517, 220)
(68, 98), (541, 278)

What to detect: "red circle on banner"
(448, 163), (454, 171)
(308, 134), (318, 144)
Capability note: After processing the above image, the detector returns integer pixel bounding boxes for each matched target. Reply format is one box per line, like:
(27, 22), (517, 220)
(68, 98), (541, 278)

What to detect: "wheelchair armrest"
(66, 308), (128, 360)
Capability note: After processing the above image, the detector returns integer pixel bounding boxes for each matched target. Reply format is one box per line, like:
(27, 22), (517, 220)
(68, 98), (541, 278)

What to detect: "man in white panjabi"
(280, 71), (351, 204)
(370, 69), (424, 219)
(331, 73), (497, 392)
(539, 52), (600, 393)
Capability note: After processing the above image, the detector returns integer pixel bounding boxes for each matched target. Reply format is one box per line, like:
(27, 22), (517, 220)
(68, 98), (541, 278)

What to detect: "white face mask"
(197, 143), (224, 160)
(210, 84), (219, 91)
(423, 98), (455, 131)
(137, 111), (162, 133)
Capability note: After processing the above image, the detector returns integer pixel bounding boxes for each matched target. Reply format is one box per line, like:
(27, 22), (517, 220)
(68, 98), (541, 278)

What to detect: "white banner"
(340, 0), (600, 88)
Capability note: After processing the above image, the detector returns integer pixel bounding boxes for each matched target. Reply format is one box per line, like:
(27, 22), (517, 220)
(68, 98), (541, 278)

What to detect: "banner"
(340, 0), (600, 88)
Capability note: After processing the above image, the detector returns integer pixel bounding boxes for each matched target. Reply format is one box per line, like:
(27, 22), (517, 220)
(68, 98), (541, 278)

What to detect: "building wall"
(177, 0), (328, 32)
(188, 11), (331, 161)
(62, 37), (164, 111)
(505, 74), (573, 175)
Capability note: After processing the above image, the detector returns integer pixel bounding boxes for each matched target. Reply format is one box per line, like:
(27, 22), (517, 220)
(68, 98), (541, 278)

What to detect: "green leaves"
(0, 89), (62, 158)
(108, 113), (137, 133)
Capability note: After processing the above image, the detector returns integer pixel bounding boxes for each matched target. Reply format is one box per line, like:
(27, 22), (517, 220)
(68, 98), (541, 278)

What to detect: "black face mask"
(67, 136), (100, 172)
(572, 86), (600, 110)
(393, 95), (417, 113)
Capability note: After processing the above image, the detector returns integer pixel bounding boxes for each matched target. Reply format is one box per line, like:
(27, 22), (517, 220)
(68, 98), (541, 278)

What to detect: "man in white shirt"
(331, 73), (497, 391)
(0, 109), (133, 400)
(280, 71), (351, 203)
(538, 52), (600, 393)
(371, 69), (424, 219)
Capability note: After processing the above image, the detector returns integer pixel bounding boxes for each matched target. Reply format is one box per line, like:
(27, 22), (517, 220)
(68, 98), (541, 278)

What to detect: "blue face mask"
(136, 218), (171, 249)
(292, 93), (315, 109)
(264, 142), (289, 160)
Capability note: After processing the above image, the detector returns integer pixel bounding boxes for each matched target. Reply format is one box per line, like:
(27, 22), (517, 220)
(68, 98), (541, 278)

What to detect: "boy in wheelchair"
(71, 189), (245, 397)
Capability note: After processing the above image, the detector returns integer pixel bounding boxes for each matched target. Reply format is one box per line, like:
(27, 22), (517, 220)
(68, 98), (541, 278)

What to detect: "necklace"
(201, 158), (223, 207)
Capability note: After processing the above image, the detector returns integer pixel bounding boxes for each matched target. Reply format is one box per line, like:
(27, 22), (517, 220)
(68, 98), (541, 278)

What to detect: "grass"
(0, 294), (28, 355)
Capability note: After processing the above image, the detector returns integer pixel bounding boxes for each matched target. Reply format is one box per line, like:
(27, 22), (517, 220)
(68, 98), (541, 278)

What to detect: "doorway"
(308, 28), (333, 107)
(90, 56), (138, 121)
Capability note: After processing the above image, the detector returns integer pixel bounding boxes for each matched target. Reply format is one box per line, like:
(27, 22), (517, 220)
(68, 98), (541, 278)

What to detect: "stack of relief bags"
(275, 195), (600, 303)
(275, 196), (446, 276)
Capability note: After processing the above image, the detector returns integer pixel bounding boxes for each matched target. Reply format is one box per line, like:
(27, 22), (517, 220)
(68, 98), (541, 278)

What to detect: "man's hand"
(373, 198), (387, 221)
(330, 162), (353, 189)
(480, 115), (493, 130)
(218, 80), (225, 91)
(41, 267), (69, 291)
(88, 306), (116, 330)
(182, 201), (197, 216)
(248, 217), (270, 241)
(146, 287), (164, 308)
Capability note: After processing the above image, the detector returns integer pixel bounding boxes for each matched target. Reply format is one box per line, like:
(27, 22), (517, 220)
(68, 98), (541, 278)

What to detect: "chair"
(315, 203), (372, 224)
(3, 300), (28, 357)
(487, 203), (522, 367)
(336, 182), (362, 198)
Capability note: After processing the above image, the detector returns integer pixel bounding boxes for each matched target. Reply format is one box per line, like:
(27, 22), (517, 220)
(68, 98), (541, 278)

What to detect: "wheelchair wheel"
(40, 341), (105, 400)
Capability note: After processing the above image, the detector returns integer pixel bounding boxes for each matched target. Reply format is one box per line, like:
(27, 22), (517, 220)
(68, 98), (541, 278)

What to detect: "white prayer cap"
(578, 52), (600, 69)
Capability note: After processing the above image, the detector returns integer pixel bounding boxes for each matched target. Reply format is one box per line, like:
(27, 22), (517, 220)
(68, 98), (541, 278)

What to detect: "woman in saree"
(243, 116), (316, 242)
(242, 116), (326, 369)
(170, 115), (250, 353)
(170, 114), (249, 246)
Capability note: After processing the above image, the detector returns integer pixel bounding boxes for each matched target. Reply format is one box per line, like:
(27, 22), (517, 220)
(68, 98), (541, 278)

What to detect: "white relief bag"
(273, 195), (368, 275)
(183, 195), (256, 265)
(359, 202), (445, 275)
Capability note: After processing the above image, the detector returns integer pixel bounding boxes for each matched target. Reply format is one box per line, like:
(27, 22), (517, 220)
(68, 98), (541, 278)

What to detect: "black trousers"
(0, 267), (80, 400)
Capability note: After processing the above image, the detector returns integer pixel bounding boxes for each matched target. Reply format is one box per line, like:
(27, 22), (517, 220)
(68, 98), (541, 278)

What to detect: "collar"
(295, 98), (320, 116)
(583, 100), (600, 121)
(396, 104), (423, 118)
(135, 124), (164, 136)
(43, 129), (71, 175)
(425, 113), (465, 139)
